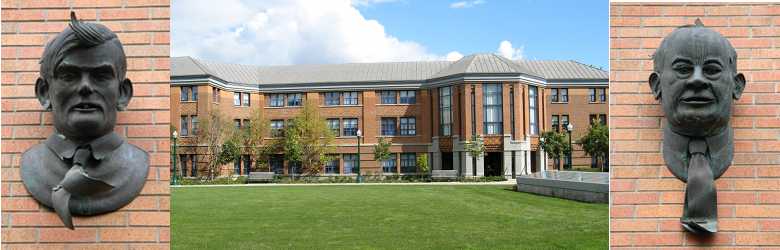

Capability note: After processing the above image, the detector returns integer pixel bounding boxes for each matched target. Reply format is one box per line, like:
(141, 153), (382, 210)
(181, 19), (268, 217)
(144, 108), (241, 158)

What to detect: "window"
(233, 93), (241, 106)
(325, 156), (339, 174)
(561, 115), (570, 130)
(439, 86), (452, 136)
(588, 88), (597, 103)
(243, 155), (252, 175)
(212, 87), (220, 103)
(327, 119), (340, 136)
(552, 115), (559, 132)
(191, 116), (198, 135)
(382, 154), (397, 173)
(234, 158), (241, 175)
(343, 92), (358, 105)
(324, 92), (340, 106)
(180, 116), (189, 136)
(380, 91), (397, 104)
(343, 154), (357, 174)
(529, 86), (538, 135)
(180, 86), (197, 101)
(400, 153), (416, 173)
(287, 93), (302, 106)
(599, 88), (607, 102)
(289, 161), (302, 175)
(271, 120), (284, 137)
(234, 119), (241, 128)
(400, 117), (416, 136)
(190, 155), (197, 177)
(484, 84), (503, 135)
(590, 114), (607, 125)
(343, 118), (358, 136)
(269, 94), (284, 107)
(243, 119), (250, 129)
(560, 88), (568, 103)
(400, 90), (415, 104)
(180, 155), (188, 177)
(381, 118), (397, 136)
(550, 88), (558, 103)
(270, 155), (284, 174)
(242, 93), (250, 106)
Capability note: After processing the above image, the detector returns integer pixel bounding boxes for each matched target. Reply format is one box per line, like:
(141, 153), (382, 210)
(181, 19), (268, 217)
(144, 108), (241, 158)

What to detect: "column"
(464, 153), (474, 177)
(503, 150), (513, 178)
(515, 150), (527, 175)
(453, 151), (460, 176)
(476, 154), (485, 176)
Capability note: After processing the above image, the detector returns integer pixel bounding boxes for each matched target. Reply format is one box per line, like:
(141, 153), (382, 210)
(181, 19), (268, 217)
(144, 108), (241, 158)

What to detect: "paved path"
(172, 180), (516, 188)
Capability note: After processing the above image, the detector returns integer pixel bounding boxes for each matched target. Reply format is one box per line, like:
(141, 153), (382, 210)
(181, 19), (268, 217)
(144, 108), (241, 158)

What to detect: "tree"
(578, 120), (609, 172)
(241, 108), (270, 172)
(463, 135), (485, 176)
(195, 110), (239, 180)
(374, 137), (392, 167)
(278, 101), (335, 175)
(540, 131), (571, 171)
(416, 153), (429, 176)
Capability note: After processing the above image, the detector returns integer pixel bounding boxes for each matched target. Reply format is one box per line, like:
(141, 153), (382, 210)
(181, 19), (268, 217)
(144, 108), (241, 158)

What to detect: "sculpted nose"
(686, 67), (708, 90)
(76, 74), (94, 96)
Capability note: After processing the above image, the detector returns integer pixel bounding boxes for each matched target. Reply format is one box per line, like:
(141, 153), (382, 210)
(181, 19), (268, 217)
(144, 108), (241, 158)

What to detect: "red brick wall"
(2, 1), (170, 248)
(611, 3), (780, 248)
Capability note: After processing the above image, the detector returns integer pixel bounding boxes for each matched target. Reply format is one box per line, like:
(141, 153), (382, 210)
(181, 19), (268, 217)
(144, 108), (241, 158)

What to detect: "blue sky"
(358, 0), (608, 69)
(172, 0), (608, 69)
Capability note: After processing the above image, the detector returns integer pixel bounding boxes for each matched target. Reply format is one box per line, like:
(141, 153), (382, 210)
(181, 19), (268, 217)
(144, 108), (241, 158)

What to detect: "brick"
(611, 219), (657, 232)
(736, 232), (780, 245)
(2, 228), (38, 243)
(613, 192), (659, 205)
(39, 228), (96, 243)
(128, 211), (168, 226)
(99, 228), (157, 242)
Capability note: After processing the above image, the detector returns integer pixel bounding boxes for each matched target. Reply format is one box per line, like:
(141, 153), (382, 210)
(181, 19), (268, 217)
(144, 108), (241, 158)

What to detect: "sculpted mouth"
(72, 103), (101, 112)
(681, 96), (714, 104)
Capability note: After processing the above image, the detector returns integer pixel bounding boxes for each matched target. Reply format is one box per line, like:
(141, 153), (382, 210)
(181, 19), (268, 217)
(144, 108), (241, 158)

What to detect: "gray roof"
(514, 60), (608, 81)
(171, 54), (606, 86)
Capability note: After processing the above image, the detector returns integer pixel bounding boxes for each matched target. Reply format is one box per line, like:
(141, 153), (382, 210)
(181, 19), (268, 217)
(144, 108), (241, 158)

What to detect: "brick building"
(2, 1), (170, 248)
(170, 53), (607, 178)
(611, 3), (780, 248)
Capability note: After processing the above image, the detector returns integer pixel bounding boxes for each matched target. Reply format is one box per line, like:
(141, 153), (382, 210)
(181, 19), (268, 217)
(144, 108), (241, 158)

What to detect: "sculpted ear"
(648, 72), (662, 100)
(35, 77), (52, 110)
(732, 73), (746, 100)
(117, 78), (133, 111)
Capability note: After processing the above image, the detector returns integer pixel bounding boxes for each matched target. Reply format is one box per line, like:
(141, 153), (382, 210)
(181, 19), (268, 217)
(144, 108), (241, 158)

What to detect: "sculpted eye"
(58, 71), (78, 82)
(703, 64), (722, 78)
(673, 63), (692, 76)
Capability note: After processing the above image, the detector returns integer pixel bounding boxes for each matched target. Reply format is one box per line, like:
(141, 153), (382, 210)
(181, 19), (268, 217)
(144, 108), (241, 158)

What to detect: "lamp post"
(356, 129), (362, 183)
(566, 123), (574, 170)
(171, 130), (178, 186)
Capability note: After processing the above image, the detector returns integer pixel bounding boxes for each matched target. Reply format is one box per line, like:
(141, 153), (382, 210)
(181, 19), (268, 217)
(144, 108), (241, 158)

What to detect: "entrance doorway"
(530, 150), (538, 173)
(441, 152), (453, 170)
(484, 152), (503, 176)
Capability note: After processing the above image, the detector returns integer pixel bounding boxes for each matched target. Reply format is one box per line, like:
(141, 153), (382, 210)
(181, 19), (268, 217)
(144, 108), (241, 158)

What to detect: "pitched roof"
(514, 60), (608, 81)
(171, 54), (607, 86)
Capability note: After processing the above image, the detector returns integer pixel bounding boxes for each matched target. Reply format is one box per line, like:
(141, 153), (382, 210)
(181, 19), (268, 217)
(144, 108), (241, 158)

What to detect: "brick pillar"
(1, 2), (170, 248)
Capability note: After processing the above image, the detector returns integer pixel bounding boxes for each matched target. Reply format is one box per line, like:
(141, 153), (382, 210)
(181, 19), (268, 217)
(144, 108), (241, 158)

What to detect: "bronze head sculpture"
(21, 12), (149, 229)
(649, 19), (746, 234)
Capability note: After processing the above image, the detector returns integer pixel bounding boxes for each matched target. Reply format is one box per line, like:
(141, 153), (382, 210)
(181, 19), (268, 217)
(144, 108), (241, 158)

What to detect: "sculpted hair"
(39, 12), (127, 81)
(652, 19), (738, 74)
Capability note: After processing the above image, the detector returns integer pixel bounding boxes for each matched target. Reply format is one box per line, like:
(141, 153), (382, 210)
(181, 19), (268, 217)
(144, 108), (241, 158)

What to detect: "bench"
(247, 172), (275, 183)
(431, 170), (458, 181)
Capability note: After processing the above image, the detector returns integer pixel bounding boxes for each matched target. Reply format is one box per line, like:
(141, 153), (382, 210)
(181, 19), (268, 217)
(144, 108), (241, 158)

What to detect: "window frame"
(483, 83), (503, 135)
(400, 117), (416, 136)
(399, 90), (416, 104)
(270, 120), (284, 137)
(559, 88), (568, 103)
(381, 117), (397, 136)
(180, 116), (189, 136)
(550, 88), (558, 103)
(324, 92), (340, 106)
(343, 92), (359, 105)
(327, 118), (340, 137)
(400, 153), (416, 173)
(382, 154), (397, 173)
(380, 91), (397, 104)
(342, 118), (358, 136)
(233, 92), (241, 106)
(287, 93), (303, 107)
(439, 86), (452, 136)
(269, 93), (284, 107)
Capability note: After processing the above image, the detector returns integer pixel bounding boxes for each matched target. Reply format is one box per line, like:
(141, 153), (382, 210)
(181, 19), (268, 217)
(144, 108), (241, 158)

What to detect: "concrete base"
(515, 171), (608, 203)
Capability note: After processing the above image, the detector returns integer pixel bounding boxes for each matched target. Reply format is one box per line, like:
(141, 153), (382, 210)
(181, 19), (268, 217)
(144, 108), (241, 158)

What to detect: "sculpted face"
(650, 27), (745, 137)
(46, 42), (131, 143)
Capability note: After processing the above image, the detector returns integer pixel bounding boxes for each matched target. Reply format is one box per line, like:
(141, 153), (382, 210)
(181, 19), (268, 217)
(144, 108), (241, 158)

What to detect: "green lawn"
(172, 185), (607, 249)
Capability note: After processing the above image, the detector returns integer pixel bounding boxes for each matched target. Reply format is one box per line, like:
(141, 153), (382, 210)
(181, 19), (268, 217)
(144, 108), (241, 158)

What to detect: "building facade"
(170, 54), (607, 178)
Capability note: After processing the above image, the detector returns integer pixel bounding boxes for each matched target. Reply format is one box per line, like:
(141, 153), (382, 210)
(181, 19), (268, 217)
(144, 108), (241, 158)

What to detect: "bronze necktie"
(51, 147), (114, 229)
(682, 139), (717, 233)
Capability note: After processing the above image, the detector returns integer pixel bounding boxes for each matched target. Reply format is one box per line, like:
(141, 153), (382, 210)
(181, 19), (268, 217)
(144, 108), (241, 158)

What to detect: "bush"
(179, 176), (248, 185)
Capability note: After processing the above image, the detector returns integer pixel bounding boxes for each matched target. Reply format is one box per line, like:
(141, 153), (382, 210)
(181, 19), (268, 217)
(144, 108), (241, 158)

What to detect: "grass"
(172, 185), (607, 249)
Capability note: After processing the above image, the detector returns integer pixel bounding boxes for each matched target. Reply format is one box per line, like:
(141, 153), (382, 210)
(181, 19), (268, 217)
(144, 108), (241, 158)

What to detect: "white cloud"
(449, 0), (485, 9)
(445, 51), (464, 61)
(172, 0), (453, 65)
(496, 40), (523, 60)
